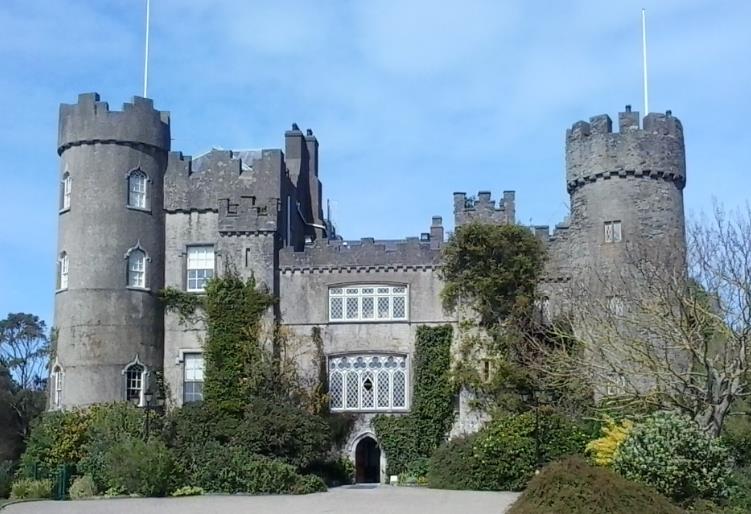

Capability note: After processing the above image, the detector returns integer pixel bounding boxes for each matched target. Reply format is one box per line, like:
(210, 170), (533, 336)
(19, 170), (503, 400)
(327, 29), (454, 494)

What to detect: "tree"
(439, 222), (553, 410)
(0, 313), (49, 391)
(0, 313), (49, 454)
(532, 206), (751, 437)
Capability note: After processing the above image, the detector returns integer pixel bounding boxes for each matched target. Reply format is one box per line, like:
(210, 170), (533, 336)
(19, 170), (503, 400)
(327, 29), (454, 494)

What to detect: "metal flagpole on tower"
(143, 0), (151, 98)
(641, 8), (649, 115)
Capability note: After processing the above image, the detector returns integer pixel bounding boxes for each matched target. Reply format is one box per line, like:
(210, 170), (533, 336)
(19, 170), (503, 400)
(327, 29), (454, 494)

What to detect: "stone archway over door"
(355, 436), (381, 483)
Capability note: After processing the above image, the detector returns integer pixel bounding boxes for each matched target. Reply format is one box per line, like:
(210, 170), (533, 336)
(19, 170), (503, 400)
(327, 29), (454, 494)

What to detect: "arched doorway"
(355, 436), (381, 483)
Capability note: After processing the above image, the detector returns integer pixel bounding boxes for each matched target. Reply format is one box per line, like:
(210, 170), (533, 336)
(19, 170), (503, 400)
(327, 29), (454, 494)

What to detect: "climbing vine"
(373, 324), (455, 475)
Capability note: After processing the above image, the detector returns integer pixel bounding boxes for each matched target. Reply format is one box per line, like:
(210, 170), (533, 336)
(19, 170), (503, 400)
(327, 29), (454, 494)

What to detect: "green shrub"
(10, 478), (53, 500)
(722, 427), (751, 468)
(18, 409), (91, 479)
(0, 460), (15, 498)
(188, 442), (324, 494)
(102, 437), (176, 497)
(429, 411), (587, 491)
(69, 475), (97, 499)
(78, 403), (149, 491)
(291, 474), (327, 494)
(171, 485), (205, 497)
(232, 397), (331, 469)
(399, 458), (430, 485)
(507, 457), (683, 514)
(427, 435), (484, 490)
(613, 412), (733, 504)
(305, 458), (354, 487)
(162, 402), (241, 479)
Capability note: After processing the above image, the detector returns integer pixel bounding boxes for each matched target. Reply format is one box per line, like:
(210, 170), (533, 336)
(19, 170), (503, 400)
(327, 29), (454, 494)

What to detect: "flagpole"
(641, 8), (649, 115)
(143, 0), (151, 98)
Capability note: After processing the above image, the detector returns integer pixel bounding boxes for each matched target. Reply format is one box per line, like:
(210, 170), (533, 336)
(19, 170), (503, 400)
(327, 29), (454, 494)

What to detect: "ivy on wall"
(160, 272), (274, 412)
(373, 324), (455, 475)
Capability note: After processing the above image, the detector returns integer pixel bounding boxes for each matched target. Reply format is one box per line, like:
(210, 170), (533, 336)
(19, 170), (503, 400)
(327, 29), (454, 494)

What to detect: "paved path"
(3, 485), (519, 514)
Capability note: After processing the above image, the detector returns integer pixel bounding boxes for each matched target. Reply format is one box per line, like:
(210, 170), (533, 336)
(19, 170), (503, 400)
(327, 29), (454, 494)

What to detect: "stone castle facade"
(51, 93), (687, 481)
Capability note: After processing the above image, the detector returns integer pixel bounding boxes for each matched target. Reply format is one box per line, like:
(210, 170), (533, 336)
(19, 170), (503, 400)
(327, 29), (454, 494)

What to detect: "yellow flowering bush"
(586, 417), (633, 467)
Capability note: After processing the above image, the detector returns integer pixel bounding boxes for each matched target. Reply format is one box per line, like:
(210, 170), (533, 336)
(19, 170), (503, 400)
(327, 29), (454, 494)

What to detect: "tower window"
(607, 295), (625, 316)
(124, 363), (145, 405)
(61, 172), (71, 211)
(58, 252), (69, 290)
(604, 220), (622, 243)
(52, 364), (64, 408)
(127, 249), (147, 288)
(183, 353), (204, 404)
(127, 169), (148, 209)
(186, 245), (215, 292)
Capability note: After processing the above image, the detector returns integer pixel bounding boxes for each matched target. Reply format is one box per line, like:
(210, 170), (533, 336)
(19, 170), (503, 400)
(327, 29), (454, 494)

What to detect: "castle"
(51, 93), (686, 483)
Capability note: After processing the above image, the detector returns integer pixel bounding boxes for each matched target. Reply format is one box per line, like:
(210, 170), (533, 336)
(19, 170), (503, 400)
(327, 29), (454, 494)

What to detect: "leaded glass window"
(58, 252), (69, 290)
(52, 365), (63, 408)
(328, 285), (408, 322)
(328, 354), (409, 412)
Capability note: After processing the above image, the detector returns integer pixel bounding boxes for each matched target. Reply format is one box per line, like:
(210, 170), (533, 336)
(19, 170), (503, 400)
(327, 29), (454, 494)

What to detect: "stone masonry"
(52, 93), (687, 481)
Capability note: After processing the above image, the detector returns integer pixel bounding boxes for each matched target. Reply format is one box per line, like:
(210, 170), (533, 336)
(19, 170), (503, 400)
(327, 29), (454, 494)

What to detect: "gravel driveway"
(3, 485), (520, 514)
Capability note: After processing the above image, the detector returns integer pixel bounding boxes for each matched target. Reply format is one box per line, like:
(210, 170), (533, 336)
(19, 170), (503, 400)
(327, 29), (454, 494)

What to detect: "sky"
(0, 0), (749, 329)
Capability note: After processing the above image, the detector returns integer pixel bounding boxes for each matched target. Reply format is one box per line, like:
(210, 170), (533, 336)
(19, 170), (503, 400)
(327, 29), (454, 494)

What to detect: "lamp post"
(143, 379), (162, 441)
(521, 387), (544, 471)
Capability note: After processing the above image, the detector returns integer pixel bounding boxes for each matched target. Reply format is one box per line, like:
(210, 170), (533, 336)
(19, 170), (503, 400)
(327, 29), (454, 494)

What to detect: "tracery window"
(328, 285), (408, 322)
(127, 169), (148, 209)
(328, 354), (408, 412)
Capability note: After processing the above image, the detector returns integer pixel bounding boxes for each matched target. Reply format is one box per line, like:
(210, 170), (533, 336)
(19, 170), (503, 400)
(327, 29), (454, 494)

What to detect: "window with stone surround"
(604, 220), (622, 243)
(186, 245), (215, 292)
(126, 248), (147, 289)
(328, 354), (408, 412)
(328, 285), (408, 322)
(124, 362), (146, 406)
(127, 169), (148, 209)
(183, 353), (204, 404)
(52, 364), (64, 408)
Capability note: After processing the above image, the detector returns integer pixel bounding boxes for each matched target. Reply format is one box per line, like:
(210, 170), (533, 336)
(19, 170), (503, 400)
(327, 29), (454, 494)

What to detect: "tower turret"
(565, 106), (686, 284)
(54, 93), (170, 408)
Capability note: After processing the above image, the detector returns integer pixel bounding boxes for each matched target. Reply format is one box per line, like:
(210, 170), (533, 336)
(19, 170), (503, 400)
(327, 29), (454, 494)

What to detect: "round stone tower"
(54, 93), (170, 408)
(565, 106), (686, 285)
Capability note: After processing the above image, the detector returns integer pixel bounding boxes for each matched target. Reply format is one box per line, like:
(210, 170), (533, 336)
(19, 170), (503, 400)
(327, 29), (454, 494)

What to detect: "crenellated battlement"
(58, 93), (170, 155)
(453, 190), (515, 227)
(280, 237), (442, 273)
(164, 148), (284, 212)
(566, 106), (686, 193)
(218, 195), (279, 233)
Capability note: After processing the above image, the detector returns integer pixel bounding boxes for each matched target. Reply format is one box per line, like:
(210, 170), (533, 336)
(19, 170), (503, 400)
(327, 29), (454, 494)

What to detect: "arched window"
(58, 252), (69, 290)
(127, 169), (148, 209)
(61, 171), (71, 210)
(123, 359), (147, 406)
(328, 354), (409, 412)
(124, 243), (150, 289)
(52, 364), (64, 408)
(128, 250), (146, 288)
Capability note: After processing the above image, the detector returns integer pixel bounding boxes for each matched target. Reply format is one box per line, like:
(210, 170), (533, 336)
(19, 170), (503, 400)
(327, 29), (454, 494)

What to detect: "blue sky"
(1, 0), (749, 328)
